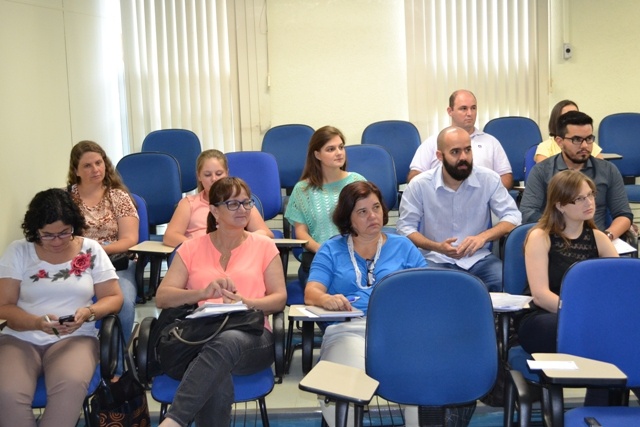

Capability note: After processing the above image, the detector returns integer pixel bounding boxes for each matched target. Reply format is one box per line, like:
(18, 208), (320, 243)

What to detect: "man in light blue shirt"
(397, 126), (522, 291)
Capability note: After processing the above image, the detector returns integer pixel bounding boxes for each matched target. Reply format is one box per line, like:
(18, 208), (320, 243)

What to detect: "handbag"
(91, 318), (150, 427)
(152, 304), (265, 380)
(108, 253), (130, 271)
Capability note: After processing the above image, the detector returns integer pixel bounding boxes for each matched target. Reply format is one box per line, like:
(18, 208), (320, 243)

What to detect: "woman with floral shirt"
(0, 188), (123, 427)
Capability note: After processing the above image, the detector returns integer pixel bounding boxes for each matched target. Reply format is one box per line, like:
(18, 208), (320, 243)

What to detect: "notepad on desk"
(490, 293), (533, 312)
(186, 301), (248, 319)
(304, 306), (364, 318)
(613, 238), (637, 256)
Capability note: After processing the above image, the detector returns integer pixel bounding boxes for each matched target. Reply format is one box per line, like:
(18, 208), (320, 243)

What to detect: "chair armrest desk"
(128, 241), (175, 302)
(299, 360), (379, 427)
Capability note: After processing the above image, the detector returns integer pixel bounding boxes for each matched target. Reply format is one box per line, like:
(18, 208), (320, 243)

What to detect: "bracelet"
(605, 230), (614, 241)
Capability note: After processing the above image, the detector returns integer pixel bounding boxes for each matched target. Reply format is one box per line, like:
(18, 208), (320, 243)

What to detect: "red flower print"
(70, 252), (92, 276)
(30, 269), (50, 282)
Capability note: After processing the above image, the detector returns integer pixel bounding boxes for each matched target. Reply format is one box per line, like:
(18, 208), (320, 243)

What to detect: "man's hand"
(438, 237), (461, 258)
(455, 235), (487, 258)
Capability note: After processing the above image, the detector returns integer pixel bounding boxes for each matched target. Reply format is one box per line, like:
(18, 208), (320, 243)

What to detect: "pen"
(44, 315), (60, 338)
(347, 296), (360, 303)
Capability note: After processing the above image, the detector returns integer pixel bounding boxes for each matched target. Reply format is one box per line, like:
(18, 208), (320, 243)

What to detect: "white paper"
(490, 293), (533, 312)
(527, 360), (579, 370)
(613, 238), (637, 255)
(186, 301), (248, 319)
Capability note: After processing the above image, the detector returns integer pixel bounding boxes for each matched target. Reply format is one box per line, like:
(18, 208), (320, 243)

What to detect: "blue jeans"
(430, 254), (503, 292)
(166, 328), (274, 427)
(115, 261), (137, 374)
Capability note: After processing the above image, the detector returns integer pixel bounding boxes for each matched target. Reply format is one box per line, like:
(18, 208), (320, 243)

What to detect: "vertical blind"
(405, 0), (546, 139)
(119, 0), (268, 152)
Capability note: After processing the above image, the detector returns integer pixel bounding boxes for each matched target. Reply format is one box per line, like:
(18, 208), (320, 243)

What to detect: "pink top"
(184, 192), (209, 239)
(177, 233), (280, 329)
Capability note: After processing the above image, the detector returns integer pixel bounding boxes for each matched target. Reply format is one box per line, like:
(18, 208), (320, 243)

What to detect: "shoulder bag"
(151, 304), (265, 380)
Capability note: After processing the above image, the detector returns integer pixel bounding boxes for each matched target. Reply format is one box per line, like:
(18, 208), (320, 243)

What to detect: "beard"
(442, 156), (473, 181)
(564, 150), (590, 165)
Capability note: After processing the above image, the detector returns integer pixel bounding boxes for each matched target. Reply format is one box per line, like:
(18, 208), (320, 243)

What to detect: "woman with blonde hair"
(163, 149), (273, 247)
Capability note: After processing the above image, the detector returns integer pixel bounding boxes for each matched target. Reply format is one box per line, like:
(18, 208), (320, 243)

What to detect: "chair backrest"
(502, 222), (536, 295)
(261, 124), (314, 192)
(524, 144), (538, 183)
(366, 268), (497, 406)
(345, 144), (398, 210)
(484, 117), (542, 183)
(130, 193), (150, 242)
(116, 152), (183, 228)
(598, 112), (640, 177)
(142, 129), (202, 193)
(361, 120), (421, 186)
(226, 151), (282, 221)
(558, 258), (640, 387)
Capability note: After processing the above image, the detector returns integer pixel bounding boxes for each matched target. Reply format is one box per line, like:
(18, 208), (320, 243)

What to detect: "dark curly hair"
(333, 181), (389, 236)
(22, 188), (86, 243)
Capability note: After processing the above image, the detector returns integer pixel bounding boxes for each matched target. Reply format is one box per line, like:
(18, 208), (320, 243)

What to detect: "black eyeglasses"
(562, 135), (596, 145)
(214, 199), (255, 211)
(569, 191), (596, 205)
(366, 259), (376, 287)
(39, 227), (74, 241)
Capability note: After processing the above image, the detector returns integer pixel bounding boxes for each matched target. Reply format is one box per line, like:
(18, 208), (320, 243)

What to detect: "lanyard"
(347, 234), (383, 289)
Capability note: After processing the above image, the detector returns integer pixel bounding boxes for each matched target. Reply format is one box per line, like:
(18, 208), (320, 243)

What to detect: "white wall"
(267, 0), (408, 145)
(549, 0), (640, 131)
(0, 0), (123, 248)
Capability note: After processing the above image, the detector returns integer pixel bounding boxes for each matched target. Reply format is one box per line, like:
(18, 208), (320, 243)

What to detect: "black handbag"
(108, 253), (130, 271)
(91, 318), (150, 427)
(152, 304), (265, 380)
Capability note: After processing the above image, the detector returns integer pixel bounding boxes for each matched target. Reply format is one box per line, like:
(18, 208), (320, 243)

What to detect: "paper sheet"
(527, 360), (579, 370)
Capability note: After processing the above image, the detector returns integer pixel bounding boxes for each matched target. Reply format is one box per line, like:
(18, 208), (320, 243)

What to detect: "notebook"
(186, 301), (248, 319)
(304, 306), (364, 318)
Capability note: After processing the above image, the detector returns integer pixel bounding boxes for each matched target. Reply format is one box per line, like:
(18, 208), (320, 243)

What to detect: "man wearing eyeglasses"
(521, 110), (633, 240)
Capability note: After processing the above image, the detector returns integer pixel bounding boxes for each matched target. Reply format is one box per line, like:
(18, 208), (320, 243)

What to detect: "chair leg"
(258, 397), (270, 427)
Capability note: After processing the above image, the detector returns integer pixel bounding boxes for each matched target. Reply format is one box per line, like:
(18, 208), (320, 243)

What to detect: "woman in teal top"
(284, 126), (365, 283)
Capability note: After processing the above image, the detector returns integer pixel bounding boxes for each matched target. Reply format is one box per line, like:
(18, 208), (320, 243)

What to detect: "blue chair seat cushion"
(32, 365), (102, 408)
(286, 280), (305, 306)
(151, 367), (274, 404)
(508, 345), (539, 383)
(565, 406), (640, 426)
(625, 185), (640, 203)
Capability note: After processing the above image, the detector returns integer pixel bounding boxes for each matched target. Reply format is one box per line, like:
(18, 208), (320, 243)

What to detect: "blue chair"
(484, 116), (543, 184)
(524, 144), (538, 183)
(597, 113), (640, 202)
(260, 124), (314, 194)
(130, 194), (152, 301)
(134, 310), (285, 425)
(32, 315), (119, 427)
(362, 268), (497, 426)
(142, 129), (202, 193)
(345, 144), (398, 210)
(227, 151), (282, 222)
(361, 120), (421, 188)
(116, 152), (183, 237)
(556, 258), (640, 427)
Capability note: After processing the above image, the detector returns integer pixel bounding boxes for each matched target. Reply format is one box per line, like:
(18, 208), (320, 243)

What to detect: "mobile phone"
(58, 315), (75, 324)
(584, 417), (602, 426)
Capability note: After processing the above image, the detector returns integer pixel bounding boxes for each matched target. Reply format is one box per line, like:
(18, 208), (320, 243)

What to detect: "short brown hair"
(333, 181), (389, 236)
(206, 177), (252, 232)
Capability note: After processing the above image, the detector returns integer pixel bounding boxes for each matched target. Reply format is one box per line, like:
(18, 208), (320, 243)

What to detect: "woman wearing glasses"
(66, 141), (138, 373)
(163, 149), (273, 248)
(0, 189), (123, 427)
(304, 181), (426, 427)
(156, 177), (286, 427)
(518, 170), (618, 355)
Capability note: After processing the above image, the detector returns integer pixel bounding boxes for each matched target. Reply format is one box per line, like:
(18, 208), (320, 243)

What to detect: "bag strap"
(169, 314), (231, 345)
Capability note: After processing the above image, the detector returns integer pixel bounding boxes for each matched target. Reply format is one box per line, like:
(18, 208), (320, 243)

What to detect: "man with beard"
(407, 89), (513, 189)
(521, 111), (632, 239)
(397, 126), (521, 292)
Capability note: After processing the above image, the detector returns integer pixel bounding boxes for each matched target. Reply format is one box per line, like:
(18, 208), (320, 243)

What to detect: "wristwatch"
(605, 230), (614, 241)
(86, 306), (96, 322)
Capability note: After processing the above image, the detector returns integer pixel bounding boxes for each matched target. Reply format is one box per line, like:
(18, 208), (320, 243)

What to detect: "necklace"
(347, 234), (383, 289)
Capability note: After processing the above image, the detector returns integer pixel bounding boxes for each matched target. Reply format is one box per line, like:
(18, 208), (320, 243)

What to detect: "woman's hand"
(201, 277), (237, 301)
(321, 294), (353, 311)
